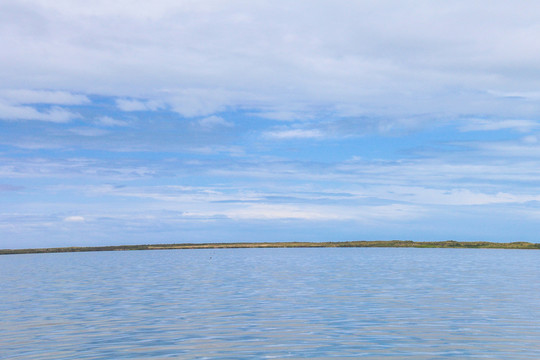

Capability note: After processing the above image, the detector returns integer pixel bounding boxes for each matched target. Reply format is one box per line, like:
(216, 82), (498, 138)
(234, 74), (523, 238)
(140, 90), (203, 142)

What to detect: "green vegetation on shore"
(1, 240), (539, 255)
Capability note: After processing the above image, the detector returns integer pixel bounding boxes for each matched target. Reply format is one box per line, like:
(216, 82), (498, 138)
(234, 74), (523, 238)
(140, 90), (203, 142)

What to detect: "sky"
(2, 1), (540, 248)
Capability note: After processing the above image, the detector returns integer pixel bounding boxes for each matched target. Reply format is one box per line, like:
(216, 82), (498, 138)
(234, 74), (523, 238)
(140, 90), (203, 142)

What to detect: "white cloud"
(213, 204), (337, 221)
(196, 116), (233, 129)
(0, 102), (79, 122)
(464, 138), (540, 158)
(368, 186), (540, 206)
(4, 1), (540, 122)
(252, 109), (314, 121)
(0, 89), (89, 105)
(69, 127), (109, 136)
(95, 116), (128, 127)
(487, 90), (540, 100)
(460, 119), (538, 132)
(0, 157), (157, 180)
(165, 89), (239, 118)
(186, 145), (244, 156)
(239, 203), (422, 222)
(116, 99), (163, 112)
(253, 111), (300, 121)
(265, 129), (323, 139)
(522, 135), (538, 144)
(63, 215), (85, 222)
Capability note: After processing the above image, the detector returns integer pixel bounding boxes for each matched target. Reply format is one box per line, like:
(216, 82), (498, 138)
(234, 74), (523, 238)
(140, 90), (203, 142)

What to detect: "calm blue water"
(1, 247), (539, 359)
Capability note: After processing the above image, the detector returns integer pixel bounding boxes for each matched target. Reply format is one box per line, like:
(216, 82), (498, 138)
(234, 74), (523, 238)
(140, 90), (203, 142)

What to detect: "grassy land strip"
(1, 240), (539, 255)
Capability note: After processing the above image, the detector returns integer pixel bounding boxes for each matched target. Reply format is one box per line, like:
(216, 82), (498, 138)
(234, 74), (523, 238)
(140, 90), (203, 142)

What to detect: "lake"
(1, 247), (539, 359)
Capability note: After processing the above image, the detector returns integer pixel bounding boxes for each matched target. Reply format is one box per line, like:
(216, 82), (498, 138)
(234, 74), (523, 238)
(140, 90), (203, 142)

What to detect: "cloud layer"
(3, 1), (540, 121)
(2, 1), (540, 247)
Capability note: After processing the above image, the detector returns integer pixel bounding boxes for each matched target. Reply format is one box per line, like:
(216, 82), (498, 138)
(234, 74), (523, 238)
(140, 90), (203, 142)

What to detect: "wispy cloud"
(224, 203), (423, 222)
(460, 119), (539, 132)
(69, 127), (109, 137)
(116, 99), (163, 112)
(94, 116), (128, 127)
(264, 129), (323, 139)
(0, 102), (80, 122)
(63, 215), (85, 222)
(196, 115), (234, 129)
(0, 89), (90, 105)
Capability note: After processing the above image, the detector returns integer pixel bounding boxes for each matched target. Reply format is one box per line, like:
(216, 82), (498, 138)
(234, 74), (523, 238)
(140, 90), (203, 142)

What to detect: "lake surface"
(1, 247), (539, 359)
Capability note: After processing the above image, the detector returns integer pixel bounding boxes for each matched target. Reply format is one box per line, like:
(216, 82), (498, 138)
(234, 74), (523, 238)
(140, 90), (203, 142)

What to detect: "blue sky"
(2, 1), (540, 248)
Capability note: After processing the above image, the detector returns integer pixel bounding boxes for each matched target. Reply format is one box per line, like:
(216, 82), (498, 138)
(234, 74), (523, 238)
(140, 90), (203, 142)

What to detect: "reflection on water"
(1, 248), (540, 359)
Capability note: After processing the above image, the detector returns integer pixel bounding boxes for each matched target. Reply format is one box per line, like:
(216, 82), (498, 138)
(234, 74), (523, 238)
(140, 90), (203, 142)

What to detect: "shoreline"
(1, 240), (539, 255)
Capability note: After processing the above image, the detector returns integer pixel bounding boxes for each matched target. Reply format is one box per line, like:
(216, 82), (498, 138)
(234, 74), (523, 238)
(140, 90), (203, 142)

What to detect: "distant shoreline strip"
(1, 240), (539, 255)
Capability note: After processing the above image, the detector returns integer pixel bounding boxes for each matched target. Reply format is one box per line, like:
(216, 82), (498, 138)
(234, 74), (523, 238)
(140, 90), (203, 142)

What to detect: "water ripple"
(1, 248), (539, 359)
